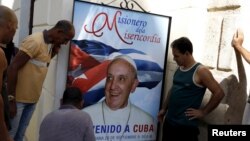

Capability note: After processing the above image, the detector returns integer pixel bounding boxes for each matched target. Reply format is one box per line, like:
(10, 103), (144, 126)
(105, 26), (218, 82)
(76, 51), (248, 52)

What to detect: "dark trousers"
(162, 120), (199, 141)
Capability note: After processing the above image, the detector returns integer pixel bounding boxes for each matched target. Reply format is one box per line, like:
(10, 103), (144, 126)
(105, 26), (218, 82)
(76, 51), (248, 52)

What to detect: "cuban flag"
(68, 39), (163, 107)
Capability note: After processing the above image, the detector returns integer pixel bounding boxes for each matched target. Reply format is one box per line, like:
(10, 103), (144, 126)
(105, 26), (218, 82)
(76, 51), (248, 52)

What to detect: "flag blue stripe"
(134, 60), (163, 72)
(83, 88), (105, 107)
(138, 81), (161, 89)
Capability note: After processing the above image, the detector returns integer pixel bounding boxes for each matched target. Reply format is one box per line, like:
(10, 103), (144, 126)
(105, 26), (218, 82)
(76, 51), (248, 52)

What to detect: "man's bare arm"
(198, 67), (225, 116)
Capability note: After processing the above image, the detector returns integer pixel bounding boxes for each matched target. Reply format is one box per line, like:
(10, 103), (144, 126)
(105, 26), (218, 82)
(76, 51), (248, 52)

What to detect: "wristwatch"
(8, 95), (15, 101)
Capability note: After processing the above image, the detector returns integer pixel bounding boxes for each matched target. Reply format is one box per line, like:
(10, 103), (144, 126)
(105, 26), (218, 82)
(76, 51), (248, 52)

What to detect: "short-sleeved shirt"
(15, 32), (51, 103)
(39, 105), (95, 141)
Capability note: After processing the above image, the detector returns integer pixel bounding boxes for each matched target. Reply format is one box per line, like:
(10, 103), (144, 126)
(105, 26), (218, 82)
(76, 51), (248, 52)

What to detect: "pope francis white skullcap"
(114, 55), (137, 71)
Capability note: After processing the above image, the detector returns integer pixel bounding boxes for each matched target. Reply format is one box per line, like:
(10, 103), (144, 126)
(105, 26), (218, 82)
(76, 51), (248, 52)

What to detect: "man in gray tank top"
(158, 37), (225, 141)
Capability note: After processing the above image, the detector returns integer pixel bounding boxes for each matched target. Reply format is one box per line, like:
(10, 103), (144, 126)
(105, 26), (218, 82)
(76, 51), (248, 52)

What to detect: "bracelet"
(8, 95), (15, 101)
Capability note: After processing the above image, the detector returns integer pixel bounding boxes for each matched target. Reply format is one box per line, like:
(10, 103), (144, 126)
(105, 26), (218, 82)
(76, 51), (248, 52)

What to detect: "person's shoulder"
(20, 32), (44, 52)
(21, 32), (43, 44)
(0, 48), (7, 69)
(196, 63), (215, 83)
(0, 47), (5, 55)
(73, 108), (92, 119)
(131, 104), (154, 121)
(24, 32), (42, 39)
(55, 108), (90, 121)
(196, 63), (211, 73)
(0, 95), (3, 107)
(40, 110), (58, 123)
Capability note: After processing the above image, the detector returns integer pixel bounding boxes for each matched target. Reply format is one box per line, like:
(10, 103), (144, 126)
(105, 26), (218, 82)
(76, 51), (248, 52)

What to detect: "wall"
(1, 0), (250, 141)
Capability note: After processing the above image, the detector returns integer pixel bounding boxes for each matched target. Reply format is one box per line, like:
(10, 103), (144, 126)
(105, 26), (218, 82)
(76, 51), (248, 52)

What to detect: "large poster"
(67, 0), (171, 140)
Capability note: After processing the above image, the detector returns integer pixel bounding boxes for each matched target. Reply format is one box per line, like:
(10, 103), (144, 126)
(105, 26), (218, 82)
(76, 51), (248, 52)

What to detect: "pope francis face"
(105, 58), (139, 110)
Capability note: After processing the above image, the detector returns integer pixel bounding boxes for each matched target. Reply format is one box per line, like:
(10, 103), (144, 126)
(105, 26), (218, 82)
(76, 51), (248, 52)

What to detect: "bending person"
(7, 20), (75, 141)
(39, 87), (95, 141)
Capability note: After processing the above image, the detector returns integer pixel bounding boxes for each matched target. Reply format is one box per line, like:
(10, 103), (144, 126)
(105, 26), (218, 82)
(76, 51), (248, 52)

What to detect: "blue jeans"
(9, 102), (36, 141)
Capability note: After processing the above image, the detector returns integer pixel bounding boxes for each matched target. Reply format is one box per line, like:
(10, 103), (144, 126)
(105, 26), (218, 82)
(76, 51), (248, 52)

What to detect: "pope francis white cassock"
(82, 55), (157, 141)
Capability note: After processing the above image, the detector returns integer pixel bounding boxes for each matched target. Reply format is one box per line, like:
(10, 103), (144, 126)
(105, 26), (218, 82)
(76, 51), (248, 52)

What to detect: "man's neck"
(43, 30), (50, 44)
(182, 57), (196, 70)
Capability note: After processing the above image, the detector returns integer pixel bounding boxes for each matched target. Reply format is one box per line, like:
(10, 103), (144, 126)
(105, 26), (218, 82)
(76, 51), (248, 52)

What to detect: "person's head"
(105, 55), (139, 110)
(171, 37), (193, 66)
(48, 20), (75, 45)
(61, 87), (83, 109)
(0, 5), (18, 44)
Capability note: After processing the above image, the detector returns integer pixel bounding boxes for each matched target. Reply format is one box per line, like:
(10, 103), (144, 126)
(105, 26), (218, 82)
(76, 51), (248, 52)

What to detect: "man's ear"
(131, 79), (139, 93)
(7, 22), (12, 30)
(185, 51), (190, 56)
